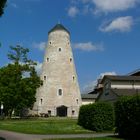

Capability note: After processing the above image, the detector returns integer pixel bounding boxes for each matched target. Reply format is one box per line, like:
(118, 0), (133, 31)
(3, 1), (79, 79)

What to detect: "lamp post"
(1, 103), (4, 116)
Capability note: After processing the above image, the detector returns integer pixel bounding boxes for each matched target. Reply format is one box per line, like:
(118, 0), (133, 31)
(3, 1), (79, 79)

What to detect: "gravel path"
(0, 130), (115, 140)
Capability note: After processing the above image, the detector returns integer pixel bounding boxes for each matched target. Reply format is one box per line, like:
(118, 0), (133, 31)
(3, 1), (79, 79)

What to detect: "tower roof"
(48, 24), (70, 34)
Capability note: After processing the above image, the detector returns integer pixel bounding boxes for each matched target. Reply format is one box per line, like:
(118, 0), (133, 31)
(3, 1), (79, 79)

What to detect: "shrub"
(115, 95), (140, 139)
(78, 102), (114, 132)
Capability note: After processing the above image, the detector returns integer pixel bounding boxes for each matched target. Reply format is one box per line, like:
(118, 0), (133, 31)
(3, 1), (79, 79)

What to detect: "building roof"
(127, 69), (140, 76)
(101, 75), (140, 83)
(81, 93), (99, 99)
(111, 89), (140, 96)
(48, 24), (70, 34)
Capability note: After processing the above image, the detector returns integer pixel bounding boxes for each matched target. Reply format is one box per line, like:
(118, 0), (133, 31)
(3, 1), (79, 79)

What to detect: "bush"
(78, 102), (114, 132)
(115, 95), (140, 139)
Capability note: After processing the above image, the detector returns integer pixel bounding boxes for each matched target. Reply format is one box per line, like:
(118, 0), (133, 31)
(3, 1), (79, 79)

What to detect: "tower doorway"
(57, 105), (67, 117)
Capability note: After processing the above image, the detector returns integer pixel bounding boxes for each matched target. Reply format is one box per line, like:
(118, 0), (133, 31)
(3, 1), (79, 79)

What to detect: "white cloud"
(32, 42), (46, 51)
(69, 0), (139, 16)
(68, 6), (79, 17)
(98, 72), (117, 79)
(92, 0), (139, 13)
(35, 61), (42, 75)
(100, 16), (133, 32)
(73, 42), (104, 51)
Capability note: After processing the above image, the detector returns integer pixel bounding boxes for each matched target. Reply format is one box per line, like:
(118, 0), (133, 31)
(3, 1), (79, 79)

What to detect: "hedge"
(115, 95), (140, 139)
(78, 102), (114, 132)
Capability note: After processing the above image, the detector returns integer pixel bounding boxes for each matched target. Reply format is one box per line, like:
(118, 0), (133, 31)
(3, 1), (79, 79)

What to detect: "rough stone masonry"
(32, 24), (82, 117)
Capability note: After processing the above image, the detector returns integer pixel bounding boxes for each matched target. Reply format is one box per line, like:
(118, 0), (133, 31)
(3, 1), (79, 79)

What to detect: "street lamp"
(1, 103), (4, 116)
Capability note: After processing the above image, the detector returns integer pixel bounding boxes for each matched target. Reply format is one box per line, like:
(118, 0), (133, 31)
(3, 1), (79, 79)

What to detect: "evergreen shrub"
(115, 95), (140, 139)
(78, 102), (114, 132)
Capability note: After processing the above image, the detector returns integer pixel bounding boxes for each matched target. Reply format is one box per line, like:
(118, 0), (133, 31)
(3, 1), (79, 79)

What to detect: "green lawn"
(43, 137), (124, 140)
(0, 117), (93, 134)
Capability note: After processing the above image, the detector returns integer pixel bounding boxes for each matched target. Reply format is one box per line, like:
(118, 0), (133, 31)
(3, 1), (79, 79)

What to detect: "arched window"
(73, 76), (75, 81)
(47, 58), (49, 62)
(44, 76), (46, 80)
(70, 58), (72, 62)
(76, 99), (78, 104)
(58, 89), (62, 96)
(41, 98), (43, 105)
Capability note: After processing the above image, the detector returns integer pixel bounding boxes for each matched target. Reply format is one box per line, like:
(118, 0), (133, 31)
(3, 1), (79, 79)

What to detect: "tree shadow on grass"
(0, 137), (5, 140)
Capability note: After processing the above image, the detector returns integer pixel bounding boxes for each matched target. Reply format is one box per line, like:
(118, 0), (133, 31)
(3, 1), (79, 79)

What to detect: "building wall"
(82, 99), (95, 105)
(33, 29), (82, 117)
(111, 81), (140, 89)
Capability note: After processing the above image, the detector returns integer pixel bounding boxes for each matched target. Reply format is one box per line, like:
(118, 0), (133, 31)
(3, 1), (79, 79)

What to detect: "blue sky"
(0, 0), (140, 93)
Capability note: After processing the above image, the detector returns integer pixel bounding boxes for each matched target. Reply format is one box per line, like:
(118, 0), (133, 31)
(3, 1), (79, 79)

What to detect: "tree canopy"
(0, 0), (7, 16)
(0, 45), (41, 117)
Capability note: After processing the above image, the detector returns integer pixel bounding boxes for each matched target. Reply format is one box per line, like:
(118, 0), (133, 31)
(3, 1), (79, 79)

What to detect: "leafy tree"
(0, 45), (41, 117)
(0, 0), (7, 17)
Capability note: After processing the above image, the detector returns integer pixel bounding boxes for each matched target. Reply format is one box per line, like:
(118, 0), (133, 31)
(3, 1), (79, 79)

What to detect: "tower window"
(58, 48), (61, 52)
(76, 99), (78, 104)
(44, 76), (46, 80)
(72, 110), (75, 115)
(73, 76), (75, 81)
(49, 42), (51, 44)
(48, 110), (51, 116)
(58, 89), (62, 96)
(41, 98), (43, 105)
(70, 58), (72, 62)
(47, 58), (49, 62)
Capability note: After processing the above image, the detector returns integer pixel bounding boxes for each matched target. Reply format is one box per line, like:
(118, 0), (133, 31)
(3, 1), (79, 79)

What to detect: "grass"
(43, 137), (124, 140)
(0, 117), (93, 134)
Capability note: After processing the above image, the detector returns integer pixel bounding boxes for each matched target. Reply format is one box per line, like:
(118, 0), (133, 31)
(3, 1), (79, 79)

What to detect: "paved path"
(0, 130), (115, 140)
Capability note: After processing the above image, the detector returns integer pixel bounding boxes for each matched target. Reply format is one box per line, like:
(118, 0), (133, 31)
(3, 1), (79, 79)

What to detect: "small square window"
(72, 110), (75, 115)
(58, 48), (61, 52)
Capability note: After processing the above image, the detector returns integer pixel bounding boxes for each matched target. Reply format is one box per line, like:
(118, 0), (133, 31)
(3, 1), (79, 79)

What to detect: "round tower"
(33, 24), (82, 117)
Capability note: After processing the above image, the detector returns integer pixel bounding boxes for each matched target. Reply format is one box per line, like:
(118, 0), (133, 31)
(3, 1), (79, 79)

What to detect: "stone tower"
(33, 24), (82, 117)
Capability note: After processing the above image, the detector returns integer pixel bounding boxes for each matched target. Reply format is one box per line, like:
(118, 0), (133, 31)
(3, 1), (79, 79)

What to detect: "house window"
(105, 92), (109, 96)
(58, 48), (61, 52)
(58, 89), (62, 96)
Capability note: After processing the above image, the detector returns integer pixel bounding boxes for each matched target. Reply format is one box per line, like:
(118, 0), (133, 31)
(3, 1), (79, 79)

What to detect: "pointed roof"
(48, 24), (70, 34)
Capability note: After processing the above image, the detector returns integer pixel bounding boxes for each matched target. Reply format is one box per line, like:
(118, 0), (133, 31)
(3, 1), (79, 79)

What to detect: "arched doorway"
(57, 105), (67, 117)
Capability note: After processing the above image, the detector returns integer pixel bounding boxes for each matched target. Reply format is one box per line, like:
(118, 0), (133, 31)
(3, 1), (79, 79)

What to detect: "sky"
(0, 0), (140, 93)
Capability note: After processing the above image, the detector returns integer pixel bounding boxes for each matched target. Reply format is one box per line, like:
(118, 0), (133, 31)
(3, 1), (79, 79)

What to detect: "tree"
(0, 0), (7, 17)
(0, 45), (41, 117)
